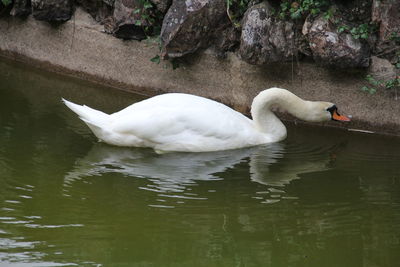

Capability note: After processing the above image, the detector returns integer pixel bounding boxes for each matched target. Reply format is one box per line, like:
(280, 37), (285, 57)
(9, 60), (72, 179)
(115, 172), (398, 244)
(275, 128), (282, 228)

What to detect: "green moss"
(1, 0), (12, 6)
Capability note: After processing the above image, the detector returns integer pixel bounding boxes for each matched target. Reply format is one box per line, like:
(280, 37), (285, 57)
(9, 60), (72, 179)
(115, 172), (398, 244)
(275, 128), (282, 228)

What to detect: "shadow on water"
(1, 58), (400, 267)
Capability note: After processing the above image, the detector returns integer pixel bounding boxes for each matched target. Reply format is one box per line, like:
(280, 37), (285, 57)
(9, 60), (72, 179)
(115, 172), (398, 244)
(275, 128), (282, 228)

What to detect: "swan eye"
(326, 105), (337, 114)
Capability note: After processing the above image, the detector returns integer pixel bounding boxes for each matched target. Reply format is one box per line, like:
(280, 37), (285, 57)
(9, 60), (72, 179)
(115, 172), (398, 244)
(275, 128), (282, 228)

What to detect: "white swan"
(63, 87), (350, 152)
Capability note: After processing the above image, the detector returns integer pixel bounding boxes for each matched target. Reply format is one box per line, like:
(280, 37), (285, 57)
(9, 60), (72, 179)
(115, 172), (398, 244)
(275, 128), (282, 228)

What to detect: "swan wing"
(110, 94), (258, 151)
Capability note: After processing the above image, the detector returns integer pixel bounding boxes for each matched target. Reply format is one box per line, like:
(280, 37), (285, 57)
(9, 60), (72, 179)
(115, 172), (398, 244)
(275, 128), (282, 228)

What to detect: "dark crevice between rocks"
(0, 1), (13, 17)
(114, 24), (146, 40)
(10, 0), (31, 17)
(74, 0), (114, 23)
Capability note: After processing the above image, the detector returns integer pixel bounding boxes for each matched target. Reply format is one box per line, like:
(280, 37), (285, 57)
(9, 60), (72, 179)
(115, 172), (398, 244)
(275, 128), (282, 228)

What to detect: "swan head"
(306, 102), (351, 122)
(326, 104), (351, 122)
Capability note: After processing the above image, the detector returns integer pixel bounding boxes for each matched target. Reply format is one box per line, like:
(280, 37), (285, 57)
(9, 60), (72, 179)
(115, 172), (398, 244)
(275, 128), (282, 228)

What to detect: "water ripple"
(24, 224), (84, 229)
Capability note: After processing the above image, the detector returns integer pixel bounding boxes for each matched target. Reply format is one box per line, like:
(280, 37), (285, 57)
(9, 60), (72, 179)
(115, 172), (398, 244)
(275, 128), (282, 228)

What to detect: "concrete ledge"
(1, 8), (399, 136)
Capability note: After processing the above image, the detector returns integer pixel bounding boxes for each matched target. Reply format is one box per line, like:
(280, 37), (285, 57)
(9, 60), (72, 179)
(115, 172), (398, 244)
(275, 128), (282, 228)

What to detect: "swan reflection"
(65, 142), (332, 201)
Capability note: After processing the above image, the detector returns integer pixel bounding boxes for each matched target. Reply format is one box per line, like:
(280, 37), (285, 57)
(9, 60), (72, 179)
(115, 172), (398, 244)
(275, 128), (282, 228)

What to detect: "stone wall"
(2, 1), (399, 67)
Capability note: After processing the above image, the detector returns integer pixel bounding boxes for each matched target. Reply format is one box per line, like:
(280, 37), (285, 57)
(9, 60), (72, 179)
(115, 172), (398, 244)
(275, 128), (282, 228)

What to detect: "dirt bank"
(0, 8), (399, 136)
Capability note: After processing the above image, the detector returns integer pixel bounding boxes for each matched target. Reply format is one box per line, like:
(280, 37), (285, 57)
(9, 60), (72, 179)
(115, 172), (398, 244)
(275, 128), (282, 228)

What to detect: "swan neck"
(250, 88), (310, 142)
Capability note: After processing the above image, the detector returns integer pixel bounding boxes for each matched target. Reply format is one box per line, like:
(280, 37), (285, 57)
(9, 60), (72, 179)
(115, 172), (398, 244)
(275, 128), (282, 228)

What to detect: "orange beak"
(332, 110), (351, 122)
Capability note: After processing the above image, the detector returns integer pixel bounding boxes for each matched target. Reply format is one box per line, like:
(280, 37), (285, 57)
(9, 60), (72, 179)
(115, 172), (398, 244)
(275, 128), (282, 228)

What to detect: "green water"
(0, 58), (400, 267)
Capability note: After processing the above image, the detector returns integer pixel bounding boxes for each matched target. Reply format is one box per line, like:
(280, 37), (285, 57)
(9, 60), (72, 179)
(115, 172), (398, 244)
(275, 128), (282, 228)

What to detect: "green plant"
(323, 7), (335, 20)
(362, 75), (379, 94)
(279, 0), (330, 20)
(395, 53), (400, 69)
(148, 36), (181, 70)
(362, 74), (400, 95)
(384, 77), (400, 89)
(337, 23), (377, 40)
(148, 35), (162, 64)
(366, 75), (380, 86)
(227, 0), (251, 28)
(1, 0), (12, 6)
(150, 55), (161, 64)
(349, 23), (377, 39)
(337, 25), (350, 33)
(279, 1), (290, 19)
(389, 32), (400, 42)
(132, 0), (162, 36)
(361, 85), (377, 94)
(350, 24), (369, 39)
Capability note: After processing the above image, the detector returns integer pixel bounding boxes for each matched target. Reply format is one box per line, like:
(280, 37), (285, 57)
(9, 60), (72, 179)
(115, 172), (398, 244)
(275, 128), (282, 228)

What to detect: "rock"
(369, 56), (397, 82)
(10, 0), (31, 17)
(103, 0), (115, 6)
(150, 0), (171, 13)
(32, 0), (73, 22)
(371, 0), (400, 61)
(160, 0), (229, 58)
(111, 0), (150, 40)
(305, 14), (370, 68)
(103, 15), (117, 34)
(372, 0), (400, 43)
(239, 2), (295, 65)
(75, 0), (113, 23)
(213, 26), (241, 58)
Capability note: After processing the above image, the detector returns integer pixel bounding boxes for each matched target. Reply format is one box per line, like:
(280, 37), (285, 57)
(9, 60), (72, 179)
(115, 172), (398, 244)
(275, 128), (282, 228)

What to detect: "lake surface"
(0, 58), (400, 267)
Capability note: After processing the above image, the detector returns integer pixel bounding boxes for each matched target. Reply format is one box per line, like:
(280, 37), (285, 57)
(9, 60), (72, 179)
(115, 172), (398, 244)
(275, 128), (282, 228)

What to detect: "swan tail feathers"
(62, 98), (110, 139)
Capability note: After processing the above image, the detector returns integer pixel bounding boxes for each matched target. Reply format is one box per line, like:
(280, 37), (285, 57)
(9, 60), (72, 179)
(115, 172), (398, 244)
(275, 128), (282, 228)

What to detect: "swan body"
(63, 88), (349, 152)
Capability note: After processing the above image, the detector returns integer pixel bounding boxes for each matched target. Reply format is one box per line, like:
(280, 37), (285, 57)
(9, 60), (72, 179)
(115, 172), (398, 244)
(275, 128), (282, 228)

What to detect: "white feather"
(63, 88), (337, 152)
